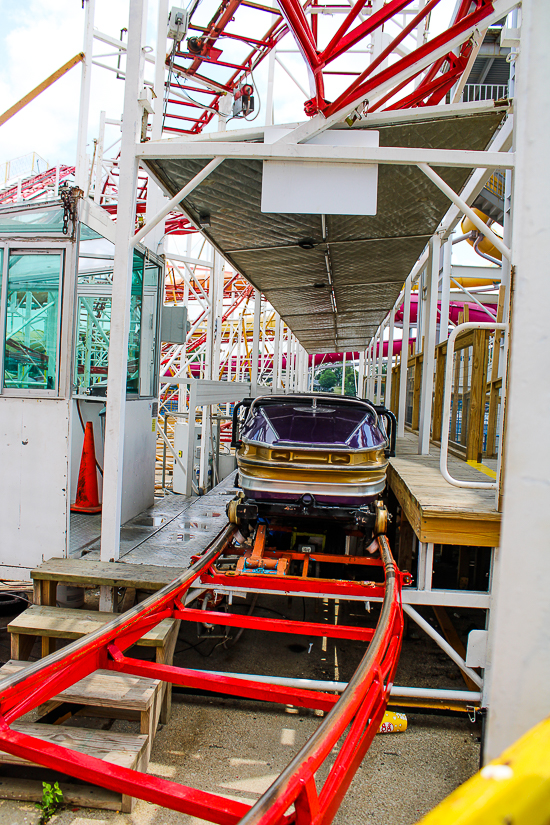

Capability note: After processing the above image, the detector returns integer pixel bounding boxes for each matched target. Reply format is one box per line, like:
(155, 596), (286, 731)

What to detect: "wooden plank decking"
(388, 433), (501, 546)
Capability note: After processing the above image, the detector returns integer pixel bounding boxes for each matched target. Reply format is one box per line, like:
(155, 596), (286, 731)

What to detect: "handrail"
(440, 321), (507, 490)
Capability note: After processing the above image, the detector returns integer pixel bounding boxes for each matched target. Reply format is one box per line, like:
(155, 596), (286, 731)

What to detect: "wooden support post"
(391, 362), (400, 414)
(431, 343), (446, 443)
(486, 286), (506, 457)
(450, 347), (461, 443)
(33, 580), (57, 607)
(411, 355), (422, 432)
(11, 633), (36, 661)
(99, 586), (118, 613)
(461, 345), (469, 449)
(467, 330), (489, 462)
(397, 513), (415, 574)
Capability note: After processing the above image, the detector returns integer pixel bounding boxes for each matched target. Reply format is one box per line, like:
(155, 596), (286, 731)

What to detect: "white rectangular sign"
(261, 127), (379, 216)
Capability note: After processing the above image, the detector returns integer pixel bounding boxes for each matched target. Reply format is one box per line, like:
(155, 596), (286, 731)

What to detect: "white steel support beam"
(143, 0), (169, 252)
(132, 158), (224, 246)
(397, 276), (411, 438)
(357, 350), (365, 398)
(418, 234), (440, 454)
(75, 0), (96, 189)
(418, 163), (511, 261)
(100, 0), (146, 562)
(484, 1), (550, 761)
(138, 141), (515, 170)
(404, 605), (483, 689)
(376, 326), (384, 404)
(385, 308), (395, 409)
(251, 289), (261, 393)
(273, 313), (281, 389)
(367, 340), (374, 399)
(93, 110), (106, 203)
(439, 239), (452, 343)
(341, 352), (346, 396)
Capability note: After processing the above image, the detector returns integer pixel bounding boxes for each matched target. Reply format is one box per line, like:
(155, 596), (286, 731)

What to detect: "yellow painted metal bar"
(417, 717), (550, 824)
(0, 53), (85, 128)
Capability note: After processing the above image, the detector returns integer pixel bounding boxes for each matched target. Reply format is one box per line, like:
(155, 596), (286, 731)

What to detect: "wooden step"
(8, 606), (179, 724)
(0, 722), (148, 812)
(0, 661), (163, 758)
(31, 557), (186, 607)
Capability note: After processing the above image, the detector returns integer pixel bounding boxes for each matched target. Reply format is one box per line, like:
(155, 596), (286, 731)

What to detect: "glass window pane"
(0, 208), (65, 234)
(74, 296), (112, 394)
(4, 252), (62, 390)
(127, 250), (144, 394)
(78, 231), (115, 286)
(140, 261), (160, 397)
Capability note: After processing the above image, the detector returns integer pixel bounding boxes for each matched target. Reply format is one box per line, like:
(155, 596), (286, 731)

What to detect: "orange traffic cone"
(71, 422), (102, 513)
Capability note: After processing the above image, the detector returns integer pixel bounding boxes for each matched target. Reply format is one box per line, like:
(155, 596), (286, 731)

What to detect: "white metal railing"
(462, 84), (509, 102)
(440, 322), (508, 490)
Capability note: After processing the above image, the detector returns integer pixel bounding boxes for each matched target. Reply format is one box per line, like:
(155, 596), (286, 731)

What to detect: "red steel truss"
(164, 0), (497, 132)
(0, 165), (75, 205)
(0, 525), (405, 824)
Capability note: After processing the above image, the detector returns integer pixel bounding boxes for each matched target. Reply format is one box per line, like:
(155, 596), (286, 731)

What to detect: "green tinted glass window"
(0, 208), (65, 234)
(127, 250), (144, 393)
(74, 295), (112, 393)
(140, 261), (160, 397)
(3, 251), (62, 390)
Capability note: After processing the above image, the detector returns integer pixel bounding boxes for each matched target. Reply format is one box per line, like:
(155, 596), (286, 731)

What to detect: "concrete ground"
(0, 592), (482, 825)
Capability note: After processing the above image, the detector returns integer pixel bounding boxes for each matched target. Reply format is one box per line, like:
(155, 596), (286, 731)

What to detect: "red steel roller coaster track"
(164, 0), (496, 133)
(0, 524), (405, 824)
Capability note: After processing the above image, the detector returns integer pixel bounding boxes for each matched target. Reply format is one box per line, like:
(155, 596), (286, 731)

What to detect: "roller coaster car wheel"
(374, 502), (388, 535)
(227, 492), (245, 525)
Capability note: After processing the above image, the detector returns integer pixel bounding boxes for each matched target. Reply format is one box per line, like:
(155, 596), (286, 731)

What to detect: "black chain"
(59, 184), (83, 239)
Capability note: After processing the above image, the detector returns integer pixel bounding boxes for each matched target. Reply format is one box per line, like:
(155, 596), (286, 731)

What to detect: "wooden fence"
(388, 324), (503, 464)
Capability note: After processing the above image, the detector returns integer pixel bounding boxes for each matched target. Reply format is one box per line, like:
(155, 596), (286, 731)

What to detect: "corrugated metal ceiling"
(144, 109), (506, 352)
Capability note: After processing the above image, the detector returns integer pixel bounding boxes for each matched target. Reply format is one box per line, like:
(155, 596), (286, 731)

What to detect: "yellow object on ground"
(417, 716), (550, 824)
(377, 711), (407, 734)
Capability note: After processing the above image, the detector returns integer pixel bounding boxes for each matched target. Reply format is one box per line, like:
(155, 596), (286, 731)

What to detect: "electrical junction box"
(466, 629), (488, 668)
(172, 419), (219, 494)
(168, 7), (189, 42)
(161, 305), (188, 345)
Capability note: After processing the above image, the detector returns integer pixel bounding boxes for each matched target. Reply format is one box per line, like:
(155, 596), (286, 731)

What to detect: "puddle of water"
(177, 532), (199, 541)
(196, 511), (222, 518)
(180, 521), (210, 531)
(133, 516), (167, 527)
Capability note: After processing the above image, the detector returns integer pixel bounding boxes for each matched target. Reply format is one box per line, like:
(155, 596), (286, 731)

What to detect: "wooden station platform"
(388, 432), (501, 547)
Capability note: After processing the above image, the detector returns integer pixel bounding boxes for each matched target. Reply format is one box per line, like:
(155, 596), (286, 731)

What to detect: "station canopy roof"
(143, 103), (508, 353)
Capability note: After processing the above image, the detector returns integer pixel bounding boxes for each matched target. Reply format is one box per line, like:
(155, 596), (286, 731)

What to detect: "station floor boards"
(80, 472), (239, 569)
(388, 433), (501, 547)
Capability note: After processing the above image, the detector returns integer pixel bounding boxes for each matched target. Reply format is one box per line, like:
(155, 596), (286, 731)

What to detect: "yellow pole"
(0, 53), (85, 128)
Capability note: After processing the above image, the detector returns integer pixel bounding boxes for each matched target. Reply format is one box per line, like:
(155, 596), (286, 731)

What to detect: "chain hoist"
(59, 184), (84, 239)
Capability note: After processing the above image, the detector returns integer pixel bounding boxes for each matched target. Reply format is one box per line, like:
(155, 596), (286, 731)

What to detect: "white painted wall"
(0, 398), (70, 571)
(120, 397), (157, 524)
(483, 2), (550, 760)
